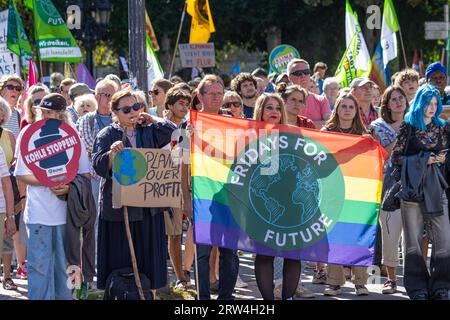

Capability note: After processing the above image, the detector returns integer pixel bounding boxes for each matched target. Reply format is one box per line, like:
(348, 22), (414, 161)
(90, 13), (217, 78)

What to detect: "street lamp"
(66, 0), (113, 75)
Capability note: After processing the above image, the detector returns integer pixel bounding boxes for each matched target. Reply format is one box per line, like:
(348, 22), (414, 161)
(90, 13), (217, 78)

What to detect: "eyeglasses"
(290, 69), (311, 77)
(32, 99), (42, 106)
(390, 95), (405, 104)
(114, 102), (144, 114)
(98, 92), (112, 98)
(223, 102), (241, 108)
(5, 84), (22, 92)
(150, 89), (160, 95)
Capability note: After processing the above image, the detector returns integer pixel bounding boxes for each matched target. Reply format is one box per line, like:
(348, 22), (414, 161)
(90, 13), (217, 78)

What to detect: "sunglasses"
(223, 102), (241, 108)
(5, 84), (22, 92)
(114, 102), (144, 114)
(32, 99), (42, 106)
(290, 69), (311, 77)
(150, 89), (160, 95)
(98, 92), (112, 98)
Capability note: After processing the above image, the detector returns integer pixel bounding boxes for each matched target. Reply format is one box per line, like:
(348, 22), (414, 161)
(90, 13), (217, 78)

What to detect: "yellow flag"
(187, 0), (215, 43)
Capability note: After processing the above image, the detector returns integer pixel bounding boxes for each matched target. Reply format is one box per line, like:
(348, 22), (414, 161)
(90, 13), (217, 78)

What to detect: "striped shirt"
(1, 109), (21, 138)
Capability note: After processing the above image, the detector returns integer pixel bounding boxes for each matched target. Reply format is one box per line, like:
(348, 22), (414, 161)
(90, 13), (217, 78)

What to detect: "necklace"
(339, 127), (352, 134)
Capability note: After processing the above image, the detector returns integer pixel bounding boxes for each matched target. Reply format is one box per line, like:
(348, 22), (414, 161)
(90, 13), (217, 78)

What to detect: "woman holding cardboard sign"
(92, 89), (176, 294)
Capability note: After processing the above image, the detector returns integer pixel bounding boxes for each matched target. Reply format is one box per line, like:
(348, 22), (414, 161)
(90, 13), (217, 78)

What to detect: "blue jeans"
(26, 224), (72, 300)
(196, 244), (239, 300)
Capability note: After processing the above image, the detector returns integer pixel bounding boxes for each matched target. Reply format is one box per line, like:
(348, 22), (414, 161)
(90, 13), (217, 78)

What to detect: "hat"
(350, 77), (375, 89)
(68, 83), (94, 98)
(275, 73), (288, 85)
(425, 62), (447, 81)
(38, 93), (67, 111)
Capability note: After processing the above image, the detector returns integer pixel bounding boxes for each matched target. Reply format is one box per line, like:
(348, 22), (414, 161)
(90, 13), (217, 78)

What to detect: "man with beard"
(287, 59), (331, 127)
(231, 73), (258, 118)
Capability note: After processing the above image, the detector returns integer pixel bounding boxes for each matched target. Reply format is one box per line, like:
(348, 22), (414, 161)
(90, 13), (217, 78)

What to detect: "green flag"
(146, 34), (164, 88)
(335, 33), (371, 88)
(24, 0), (33, 9)
(7, 0), (34, 74)
(33, 0), (82, 62)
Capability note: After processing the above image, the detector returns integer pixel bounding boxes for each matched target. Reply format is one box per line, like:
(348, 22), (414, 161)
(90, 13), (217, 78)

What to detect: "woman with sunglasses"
(252, 93), (301, 300)
(21, 84), (50, 130)
(0, 75), (24, 138)
(321, 92), (370, 297)
(149, 79), (174, 119)
(92, 89), (176, 294)
(222, 91), (244, 118)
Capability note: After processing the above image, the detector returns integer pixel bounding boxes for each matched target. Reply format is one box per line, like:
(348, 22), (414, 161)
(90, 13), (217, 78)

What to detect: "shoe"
(235, 275), (248, 288)
(312, 269), (327, 284)
(2, 278), (18, 291)
(295, 285), (315, 298)
(16, 262), (28, 280)
(324, 285), (341, 296)
(305, 261), (316, 269)
(210, 280), (219, 293)
(412, 292), (428, 300)
(431, 289), (449, 300)
(355, 285), (369, 296)
(175, 279), (189, 290)
(382, 279), (397, 294)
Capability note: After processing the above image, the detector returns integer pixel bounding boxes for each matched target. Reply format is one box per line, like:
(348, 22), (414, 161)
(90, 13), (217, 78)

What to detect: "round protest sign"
(20, 119), (81, 187)
(269, 45), (301, 74)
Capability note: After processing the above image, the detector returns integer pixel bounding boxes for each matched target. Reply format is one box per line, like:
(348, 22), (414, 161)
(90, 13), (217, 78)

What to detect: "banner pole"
(398, 27), (408, 69)
(193, 231), (200, 301)
(168, 0), (187, 79)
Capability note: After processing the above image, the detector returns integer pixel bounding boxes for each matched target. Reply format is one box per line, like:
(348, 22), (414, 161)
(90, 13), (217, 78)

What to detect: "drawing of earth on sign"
(113, 149), (147, 186)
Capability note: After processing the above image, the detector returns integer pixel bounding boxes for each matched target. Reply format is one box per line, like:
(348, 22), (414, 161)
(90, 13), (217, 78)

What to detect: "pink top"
(299, 93), (331, 121)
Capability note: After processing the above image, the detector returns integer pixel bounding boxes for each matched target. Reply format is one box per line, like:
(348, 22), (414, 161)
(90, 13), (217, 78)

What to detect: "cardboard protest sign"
(178, 43), (215, 68)
(0, 10), (20, 76)
(112, 148), (182, 209)
(269, 44), (301, 74)
(20, 119), (81, 187)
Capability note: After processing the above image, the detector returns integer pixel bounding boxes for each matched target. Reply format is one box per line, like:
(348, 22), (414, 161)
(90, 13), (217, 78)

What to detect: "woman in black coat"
(92, 89), (176, 290)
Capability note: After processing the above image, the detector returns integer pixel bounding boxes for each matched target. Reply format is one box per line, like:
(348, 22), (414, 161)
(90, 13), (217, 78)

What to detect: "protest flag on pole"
(345, 0), (372, 75)
(146, 34), (164, 89)
(381, 0), (400, 69)
(145, 10), (160, 52)
(7, 0), (34, 75)
(370, 42), (391, 92)
(32, 0), (82, 62)
(187, 0), (215, 43)
(21, 58), (38, 118)
(76, 63), (96, 89)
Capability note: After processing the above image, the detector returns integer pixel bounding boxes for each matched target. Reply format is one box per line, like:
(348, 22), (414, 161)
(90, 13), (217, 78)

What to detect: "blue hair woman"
(391, 83), (450, 300)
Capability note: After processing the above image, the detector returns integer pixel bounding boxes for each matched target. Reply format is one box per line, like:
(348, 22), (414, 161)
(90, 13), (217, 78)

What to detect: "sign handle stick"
(192, 219), (200, 301)
(168, 0), (187, 79)
(398, 27), (408, 69)
(121, 127), (145, 300)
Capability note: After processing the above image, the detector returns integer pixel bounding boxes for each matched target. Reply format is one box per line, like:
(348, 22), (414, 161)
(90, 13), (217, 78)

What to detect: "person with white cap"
(350, 77), (378, 127)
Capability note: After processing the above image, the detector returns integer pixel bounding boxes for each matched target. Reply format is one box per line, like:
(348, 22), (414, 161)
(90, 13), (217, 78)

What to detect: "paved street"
(0, 251), (410, 300)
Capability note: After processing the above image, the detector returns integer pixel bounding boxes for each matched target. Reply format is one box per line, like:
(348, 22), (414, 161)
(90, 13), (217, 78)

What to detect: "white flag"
(147, 35), (164, 88)
(381, 0), (400, 68)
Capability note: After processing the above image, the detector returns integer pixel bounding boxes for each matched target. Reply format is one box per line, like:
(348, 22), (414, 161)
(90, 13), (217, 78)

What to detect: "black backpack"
(103, 268), (153, 300)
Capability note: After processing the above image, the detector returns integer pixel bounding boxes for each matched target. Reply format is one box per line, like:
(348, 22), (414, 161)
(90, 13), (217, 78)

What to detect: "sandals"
(2, 278), (18, 291)
(175, 279), (189, 290)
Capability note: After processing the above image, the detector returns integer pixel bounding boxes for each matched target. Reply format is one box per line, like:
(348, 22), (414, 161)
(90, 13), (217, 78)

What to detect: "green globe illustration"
(113, 149), (147, 186)
(249, 154), (321, 228)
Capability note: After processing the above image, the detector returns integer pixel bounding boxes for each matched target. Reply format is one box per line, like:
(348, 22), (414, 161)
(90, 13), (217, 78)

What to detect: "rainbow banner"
(191, 112), (386, 266)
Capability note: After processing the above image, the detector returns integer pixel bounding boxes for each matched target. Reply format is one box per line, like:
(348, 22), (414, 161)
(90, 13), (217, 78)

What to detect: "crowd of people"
(0, 57), (449, 300)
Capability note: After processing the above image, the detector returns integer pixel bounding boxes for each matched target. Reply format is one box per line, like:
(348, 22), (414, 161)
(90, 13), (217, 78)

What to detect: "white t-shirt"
(0, 147), (11, 213)
(14, 133), (90, 226)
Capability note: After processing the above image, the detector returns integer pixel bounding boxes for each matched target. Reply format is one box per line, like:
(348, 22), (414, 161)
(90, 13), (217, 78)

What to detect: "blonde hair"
(24, 84), (50, 124)
(322, 93), (366, 135)
(95, 79), (119, 95)
(0, 96), (11, 125)
(74, 94), (98, 115)
(0, 75), (24, 92)
(253, 93), (288, 124)
(133, 90), (149, 111)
